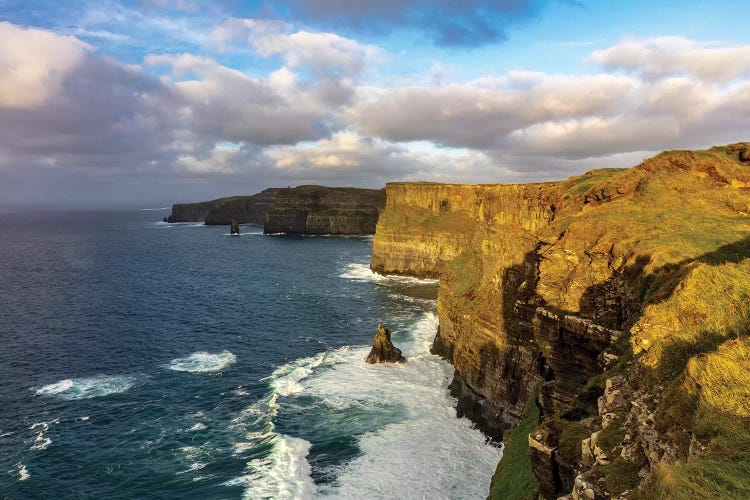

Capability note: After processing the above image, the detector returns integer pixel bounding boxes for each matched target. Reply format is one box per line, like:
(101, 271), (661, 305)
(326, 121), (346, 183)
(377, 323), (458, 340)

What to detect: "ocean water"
(0, 210), (501, 499)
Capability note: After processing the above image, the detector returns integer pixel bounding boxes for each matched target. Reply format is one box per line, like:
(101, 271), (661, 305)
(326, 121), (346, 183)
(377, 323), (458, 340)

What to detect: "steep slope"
(264, 185), (385, 235)
(371, 144), (750, 498)
(164, 188), (281, 224)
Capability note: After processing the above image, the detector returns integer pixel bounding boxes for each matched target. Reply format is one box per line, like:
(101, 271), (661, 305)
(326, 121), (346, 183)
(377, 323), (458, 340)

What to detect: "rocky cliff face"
(264, 186), (385, 235)
(165, 186), (385, 234)
(371, 144), (750, 499)
(164, 189), (281, 224)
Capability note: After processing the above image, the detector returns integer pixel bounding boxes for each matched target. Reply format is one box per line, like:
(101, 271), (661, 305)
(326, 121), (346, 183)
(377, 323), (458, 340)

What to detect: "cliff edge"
(371, 143), (750, 499)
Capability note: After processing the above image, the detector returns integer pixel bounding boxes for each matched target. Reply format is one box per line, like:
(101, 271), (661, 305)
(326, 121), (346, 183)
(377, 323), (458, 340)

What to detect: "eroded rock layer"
(264, 186), (385, 235)
(165, 188), (281, 224)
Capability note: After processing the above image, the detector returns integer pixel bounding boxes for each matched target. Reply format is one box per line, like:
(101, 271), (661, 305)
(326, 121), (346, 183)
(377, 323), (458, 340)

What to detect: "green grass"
(600, 459), (641, 495)
(448, 251), (483, 297)
(488, 387), (540, 500)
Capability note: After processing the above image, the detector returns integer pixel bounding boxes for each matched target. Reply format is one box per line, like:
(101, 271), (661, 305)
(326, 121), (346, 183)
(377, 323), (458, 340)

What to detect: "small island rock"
(365, 324), (405, 364)
(230, 219), (240, 235)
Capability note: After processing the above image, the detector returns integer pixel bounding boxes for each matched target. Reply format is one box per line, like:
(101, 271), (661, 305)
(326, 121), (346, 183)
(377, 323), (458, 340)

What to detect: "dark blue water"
(0, 210), (500, 499)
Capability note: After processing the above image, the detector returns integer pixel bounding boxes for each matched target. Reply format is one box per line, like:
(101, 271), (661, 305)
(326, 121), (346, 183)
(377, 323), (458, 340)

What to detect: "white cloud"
(146, 53), (341, 145)
(211, 18), (383, 77)
(588, 36), (750, 82)
(0, 22), (92, 108)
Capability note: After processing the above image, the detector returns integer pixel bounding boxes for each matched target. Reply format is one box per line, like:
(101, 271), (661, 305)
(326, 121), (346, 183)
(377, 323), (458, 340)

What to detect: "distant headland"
(164, 185), (385, 235)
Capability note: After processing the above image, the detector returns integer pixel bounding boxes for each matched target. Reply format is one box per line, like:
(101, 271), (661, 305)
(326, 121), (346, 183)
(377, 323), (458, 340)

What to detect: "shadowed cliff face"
(165, 186), (385, 235)
(264, 186), (385, 235)
(371, 144), (750, 499)
(165, 188), (281, 224)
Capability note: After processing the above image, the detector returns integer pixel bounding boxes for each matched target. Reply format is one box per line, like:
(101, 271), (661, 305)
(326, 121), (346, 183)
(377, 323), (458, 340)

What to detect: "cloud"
(3, 21), (750, 208)
(276, 0), (545, 47)
(146, 53), (343, 145)
(588, 36), (750, 82)
(347, 72), (636, 150)
(346, 38), (750, 160)
(211, 18), (382, 78)
(0, 22), (92, 108)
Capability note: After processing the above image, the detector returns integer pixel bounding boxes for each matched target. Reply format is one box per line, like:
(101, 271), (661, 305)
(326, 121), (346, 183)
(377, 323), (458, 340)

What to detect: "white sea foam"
(189, 423), (207, 432)
(17, 464), (29, 481)
(238, 435), (316, 500)
(139, 207), (170, 211)
(228, 311), (500, 499)
(153, 222), (207, 228)
(309, 313), (502, 499)
(339, 262), (439, 285)
(168, 351), (237, 373)
(28, 420), (58, 452)
(222, 231), (264, 236)
(34, 375), (136, 400)
(265, 350), (344, 397)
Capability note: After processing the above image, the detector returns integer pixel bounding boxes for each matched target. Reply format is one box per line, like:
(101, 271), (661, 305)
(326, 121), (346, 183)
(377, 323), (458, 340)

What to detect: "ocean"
(0, 209), (501, 499)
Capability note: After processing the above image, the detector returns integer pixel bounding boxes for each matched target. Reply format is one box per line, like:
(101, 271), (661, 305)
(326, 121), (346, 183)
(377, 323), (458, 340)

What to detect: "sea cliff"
(165, 185), (385, 235)
(371, 144), (750, 499)
(264, 185), (385, 235)
(164, 188), (281, 224)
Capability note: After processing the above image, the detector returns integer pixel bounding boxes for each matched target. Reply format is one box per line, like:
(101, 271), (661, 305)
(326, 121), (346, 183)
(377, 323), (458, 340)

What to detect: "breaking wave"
(34, 375), (137, 400)
(168, 351), (237, 373)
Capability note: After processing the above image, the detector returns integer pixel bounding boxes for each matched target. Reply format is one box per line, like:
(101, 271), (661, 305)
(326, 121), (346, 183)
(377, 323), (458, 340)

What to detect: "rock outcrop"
(365, 324), (405, 364)
(230, 219), (240, 235)
(264, 186), (385, 235)
(371, 144), (750, 498)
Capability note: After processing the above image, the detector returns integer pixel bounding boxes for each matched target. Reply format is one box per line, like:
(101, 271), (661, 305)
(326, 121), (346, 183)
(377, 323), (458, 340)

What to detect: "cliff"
(371, 144), (750, 498)
(164, 188), (281, 224)
(264, 185), (385, 235)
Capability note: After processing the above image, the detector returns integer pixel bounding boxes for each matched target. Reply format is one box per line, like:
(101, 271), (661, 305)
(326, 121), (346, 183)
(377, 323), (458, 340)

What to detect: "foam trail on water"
(339, 262), (438, 285)
(34, 375), (136, 400)
(168, 351), (236, 373)
(139, 207), (170, 211)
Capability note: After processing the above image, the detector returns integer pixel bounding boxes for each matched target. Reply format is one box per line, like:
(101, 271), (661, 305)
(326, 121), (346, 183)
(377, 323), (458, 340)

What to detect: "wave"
(139, 207), (170, 211)
(17, 463), (30, 481)
(339, 262), (439, 285)
(34, 375), (136, 400)
(168, 351), (237, 373)
(309, 313), (502, 499)
(227, 312), (500, 499)
(236, 435), (316, 500)
(225, 350), (350, 497)
(222, 231), (264, 236)
(151, 222), (206, 228)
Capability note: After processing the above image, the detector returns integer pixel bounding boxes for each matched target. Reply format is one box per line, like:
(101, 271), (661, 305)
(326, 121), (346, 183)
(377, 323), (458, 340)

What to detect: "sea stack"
(230, 219), (240, 235)
(365, 324), (405, 364)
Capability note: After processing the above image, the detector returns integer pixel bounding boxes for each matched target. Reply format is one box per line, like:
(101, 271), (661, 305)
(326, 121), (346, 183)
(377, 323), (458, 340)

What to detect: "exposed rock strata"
(165, 185), (385, 235)
(264, 186), (385, 235)
(371, 144), (750, 498)
(365, 324), (405, 363)
(165, 188), (280, 224)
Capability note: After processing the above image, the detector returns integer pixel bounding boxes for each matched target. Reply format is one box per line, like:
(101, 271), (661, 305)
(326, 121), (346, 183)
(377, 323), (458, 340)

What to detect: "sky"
(2, 0), (750, 208)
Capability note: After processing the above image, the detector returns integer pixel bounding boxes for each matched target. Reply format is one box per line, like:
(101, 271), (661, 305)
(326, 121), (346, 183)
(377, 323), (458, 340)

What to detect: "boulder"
(365, 324), (405, 364)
